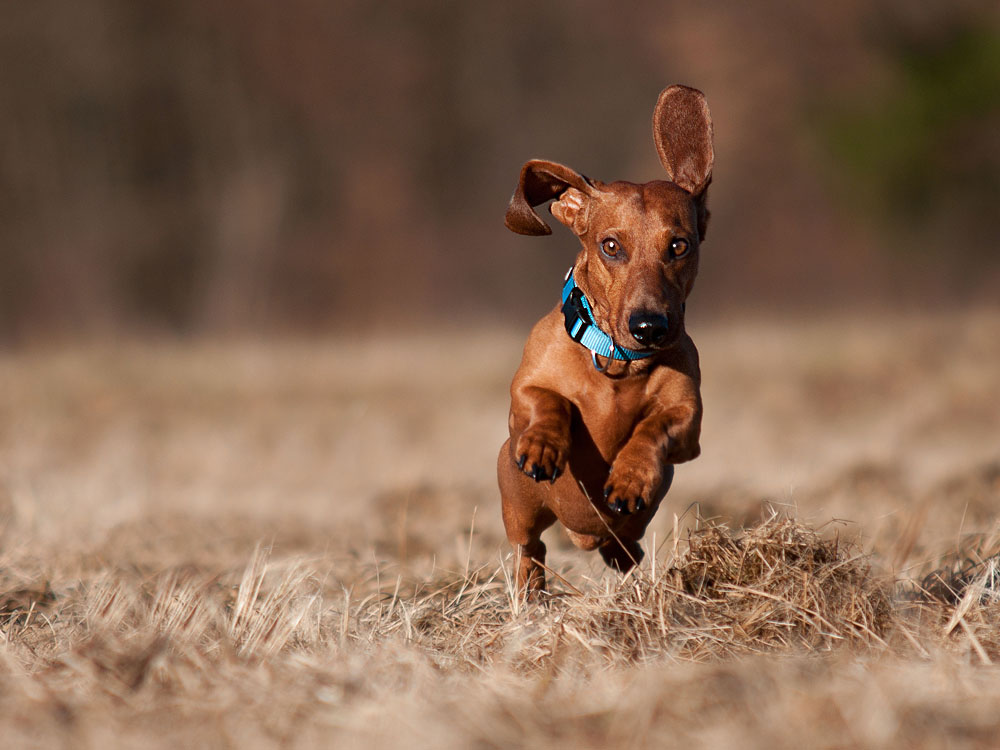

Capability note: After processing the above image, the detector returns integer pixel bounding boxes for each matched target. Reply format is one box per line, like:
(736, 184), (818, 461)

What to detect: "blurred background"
(1, 0), (998, 344)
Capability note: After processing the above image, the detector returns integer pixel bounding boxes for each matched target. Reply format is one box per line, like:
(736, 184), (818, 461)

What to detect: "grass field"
(2, 310), (1000, 748)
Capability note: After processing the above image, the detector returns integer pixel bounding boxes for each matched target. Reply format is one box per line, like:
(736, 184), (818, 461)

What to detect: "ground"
(1, 309), (999, 749)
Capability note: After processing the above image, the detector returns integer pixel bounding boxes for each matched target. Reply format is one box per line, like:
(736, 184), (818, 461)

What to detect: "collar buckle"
(561, 286), (590, 343)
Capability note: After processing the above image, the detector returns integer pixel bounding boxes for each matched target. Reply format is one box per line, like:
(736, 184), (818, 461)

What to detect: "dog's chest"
(566, 375), (647, 458)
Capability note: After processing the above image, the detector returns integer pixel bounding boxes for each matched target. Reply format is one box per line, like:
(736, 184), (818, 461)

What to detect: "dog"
(497, 85), (714, 592)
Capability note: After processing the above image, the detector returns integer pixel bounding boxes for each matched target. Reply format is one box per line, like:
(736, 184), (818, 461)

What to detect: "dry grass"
(1, 310), (1000, 748)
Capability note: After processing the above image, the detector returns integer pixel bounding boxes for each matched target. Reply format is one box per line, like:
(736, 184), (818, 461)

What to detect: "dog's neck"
(560, 267), (657, 374)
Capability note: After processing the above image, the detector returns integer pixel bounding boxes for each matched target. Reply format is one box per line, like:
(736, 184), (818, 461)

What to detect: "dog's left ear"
(505, 159), (594, 236)
(652, 85), (714, 197)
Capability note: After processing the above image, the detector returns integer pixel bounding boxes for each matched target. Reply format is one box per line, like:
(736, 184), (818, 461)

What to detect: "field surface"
(2, 311), (1000, 749)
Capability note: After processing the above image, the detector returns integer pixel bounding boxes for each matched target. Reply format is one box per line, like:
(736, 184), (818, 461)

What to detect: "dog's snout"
(628, 311), (670, 347)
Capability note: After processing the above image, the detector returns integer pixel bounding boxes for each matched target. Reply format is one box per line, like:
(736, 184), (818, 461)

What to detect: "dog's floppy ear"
(505, 159), (594, 236)
(652, 85), (714, 196)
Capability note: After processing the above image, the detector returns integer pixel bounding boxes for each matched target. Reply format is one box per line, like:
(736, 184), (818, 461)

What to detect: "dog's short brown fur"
(498, 85), (714, 591)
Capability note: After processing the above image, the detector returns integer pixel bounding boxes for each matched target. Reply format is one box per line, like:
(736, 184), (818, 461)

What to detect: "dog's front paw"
(603, 463), (657, 515)
(514, 427), (569, 483)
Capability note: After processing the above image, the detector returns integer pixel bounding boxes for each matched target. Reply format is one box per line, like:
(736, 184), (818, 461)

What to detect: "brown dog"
(497, 85), (714, 592)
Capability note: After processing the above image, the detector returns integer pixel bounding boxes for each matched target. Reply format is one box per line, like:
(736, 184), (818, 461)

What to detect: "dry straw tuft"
(339, 518), (895, 670)
(547, 518), (894, 663)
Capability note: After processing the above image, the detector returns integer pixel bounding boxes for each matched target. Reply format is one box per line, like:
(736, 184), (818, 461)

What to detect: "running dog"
(497, 85), (714, 591)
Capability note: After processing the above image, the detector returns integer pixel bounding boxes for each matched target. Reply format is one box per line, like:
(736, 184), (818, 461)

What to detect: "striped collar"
(560, 267), (655, 371)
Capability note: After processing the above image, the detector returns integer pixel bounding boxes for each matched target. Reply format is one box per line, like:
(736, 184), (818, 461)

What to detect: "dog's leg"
(564, 529), (602, 551)
(598, 538), (644, 573)
(566, 527), (644, 575)
(599, 465), (674, 575)
(514, 539), (547, 593)
(509, 386), (572, 483)
(498, 438), (556, 592)
(605, 406), (697, 514)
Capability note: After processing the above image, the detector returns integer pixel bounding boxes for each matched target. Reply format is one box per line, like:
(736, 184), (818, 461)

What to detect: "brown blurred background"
(2, 0), (998, 344)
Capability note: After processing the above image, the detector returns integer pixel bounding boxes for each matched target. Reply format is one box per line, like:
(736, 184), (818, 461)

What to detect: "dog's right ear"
(652, 85), (714, 196)
(505, 159), (594, 236)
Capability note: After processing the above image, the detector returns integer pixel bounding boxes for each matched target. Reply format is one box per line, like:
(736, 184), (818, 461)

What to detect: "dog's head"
(505, 85), (714, 352)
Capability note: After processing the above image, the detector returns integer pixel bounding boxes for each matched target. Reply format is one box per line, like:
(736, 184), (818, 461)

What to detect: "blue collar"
(560, 267), (655, 371)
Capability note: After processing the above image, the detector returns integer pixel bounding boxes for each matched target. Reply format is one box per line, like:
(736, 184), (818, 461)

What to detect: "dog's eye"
(601, 238), (622, 258)
(669, 238), (690, 259)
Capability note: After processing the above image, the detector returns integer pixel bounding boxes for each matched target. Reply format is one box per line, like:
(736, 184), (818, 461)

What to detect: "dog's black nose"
(629, 312), (670, 347)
